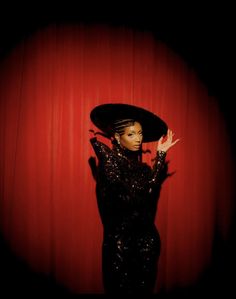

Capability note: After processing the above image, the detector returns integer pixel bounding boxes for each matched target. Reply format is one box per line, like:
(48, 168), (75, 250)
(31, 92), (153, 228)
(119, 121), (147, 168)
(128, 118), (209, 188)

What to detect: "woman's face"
(116, 121), (143, 151)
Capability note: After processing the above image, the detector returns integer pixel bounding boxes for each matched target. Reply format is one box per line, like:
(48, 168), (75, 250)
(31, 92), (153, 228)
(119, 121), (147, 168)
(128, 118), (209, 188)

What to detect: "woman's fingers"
(157, 129), (180, 152)
(170, 138), (180, 147)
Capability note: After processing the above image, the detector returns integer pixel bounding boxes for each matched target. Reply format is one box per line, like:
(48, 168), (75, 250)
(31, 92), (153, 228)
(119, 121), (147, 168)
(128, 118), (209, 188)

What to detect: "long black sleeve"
(90, 137), (166, 196)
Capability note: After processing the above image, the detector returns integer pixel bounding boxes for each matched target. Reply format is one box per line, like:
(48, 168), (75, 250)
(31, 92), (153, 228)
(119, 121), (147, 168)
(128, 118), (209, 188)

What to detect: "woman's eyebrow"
(127, 129), (135, 133)
(128, 129), (142, 133)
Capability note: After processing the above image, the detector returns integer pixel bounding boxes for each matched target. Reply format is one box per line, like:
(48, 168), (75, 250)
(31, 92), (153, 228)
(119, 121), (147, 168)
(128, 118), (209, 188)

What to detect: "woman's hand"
(157, 129), (180, 153)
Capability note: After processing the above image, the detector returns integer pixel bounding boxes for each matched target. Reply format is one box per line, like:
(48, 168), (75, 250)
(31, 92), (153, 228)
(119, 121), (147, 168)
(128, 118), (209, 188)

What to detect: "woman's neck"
(113, 143), (141, 162)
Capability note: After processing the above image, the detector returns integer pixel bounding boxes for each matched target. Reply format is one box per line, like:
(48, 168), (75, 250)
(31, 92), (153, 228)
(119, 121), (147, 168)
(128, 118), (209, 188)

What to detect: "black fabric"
(90, 138), (168, 294)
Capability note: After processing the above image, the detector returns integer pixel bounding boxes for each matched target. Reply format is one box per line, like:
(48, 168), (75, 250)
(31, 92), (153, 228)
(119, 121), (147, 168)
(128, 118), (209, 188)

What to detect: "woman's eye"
(128, 134), (133, 136)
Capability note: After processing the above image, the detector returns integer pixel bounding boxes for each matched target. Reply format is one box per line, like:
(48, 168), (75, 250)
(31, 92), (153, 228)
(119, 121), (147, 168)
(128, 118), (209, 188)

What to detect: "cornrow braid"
(112, 119), (135, 135)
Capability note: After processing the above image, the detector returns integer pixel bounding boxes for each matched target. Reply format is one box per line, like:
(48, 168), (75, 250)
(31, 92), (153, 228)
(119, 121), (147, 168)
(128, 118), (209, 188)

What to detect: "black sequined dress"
(90, 137), (167, 294)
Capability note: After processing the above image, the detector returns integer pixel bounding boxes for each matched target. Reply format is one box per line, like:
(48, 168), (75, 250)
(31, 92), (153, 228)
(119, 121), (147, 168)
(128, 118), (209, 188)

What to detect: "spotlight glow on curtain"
(0, 24), (234, 294)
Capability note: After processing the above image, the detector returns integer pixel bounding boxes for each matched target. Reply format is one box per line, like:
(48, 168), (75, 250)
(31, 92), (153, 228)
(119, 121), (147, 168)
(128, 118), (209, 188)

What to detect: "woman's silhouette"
(89, 103), (179, 294)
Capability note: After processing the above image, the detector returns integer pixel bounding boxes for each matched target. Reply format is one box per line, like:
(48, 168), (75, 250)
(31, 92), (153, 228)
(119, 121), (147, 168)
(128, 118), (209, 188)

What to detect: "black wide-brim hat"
(90, 103), (168, 142)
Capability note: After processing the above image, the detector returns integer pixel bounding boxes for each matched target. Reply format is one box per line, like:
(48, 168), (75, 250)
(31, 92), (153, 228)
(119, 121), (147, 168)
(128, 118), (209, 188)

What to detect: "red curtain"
(0, 24), (234, 294)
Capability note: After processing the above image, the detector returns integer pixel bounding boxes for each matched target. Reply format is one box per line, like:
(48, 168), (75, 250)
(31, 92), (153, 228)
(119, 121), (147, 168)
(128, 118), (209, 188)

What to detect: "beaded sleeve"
(148, 150), (166, 193)
(90, 137), (167, 195)
(149, 151), (166, 183)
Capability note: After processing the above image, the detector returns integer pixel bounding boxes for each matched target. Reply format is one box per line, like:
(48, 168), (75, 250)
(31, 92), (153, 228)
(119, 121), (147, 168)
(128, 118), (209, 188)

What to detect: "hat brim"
(90, 103), (168, 142)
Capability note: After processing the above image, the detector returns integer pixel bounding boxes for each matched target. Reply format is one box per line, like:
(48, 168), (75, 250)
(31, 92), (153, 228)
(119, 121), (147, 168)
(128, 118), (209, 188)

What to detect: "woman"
(89, 103), (179, 294)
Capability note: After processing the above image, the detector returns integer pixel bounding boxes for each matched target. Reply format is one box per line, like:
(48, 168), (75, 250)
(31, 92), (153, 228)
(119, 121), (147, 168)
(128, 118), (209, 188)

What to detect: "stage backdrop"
(0, 24), (234, 294)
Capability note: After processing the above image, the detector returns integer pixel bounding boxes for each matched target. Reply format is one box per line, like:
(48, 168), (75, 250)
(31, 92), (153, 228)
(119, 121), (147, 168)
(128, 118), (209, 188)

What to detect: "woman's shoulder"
(90, 137), (111, 150)
(90, 137), (115, 160)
